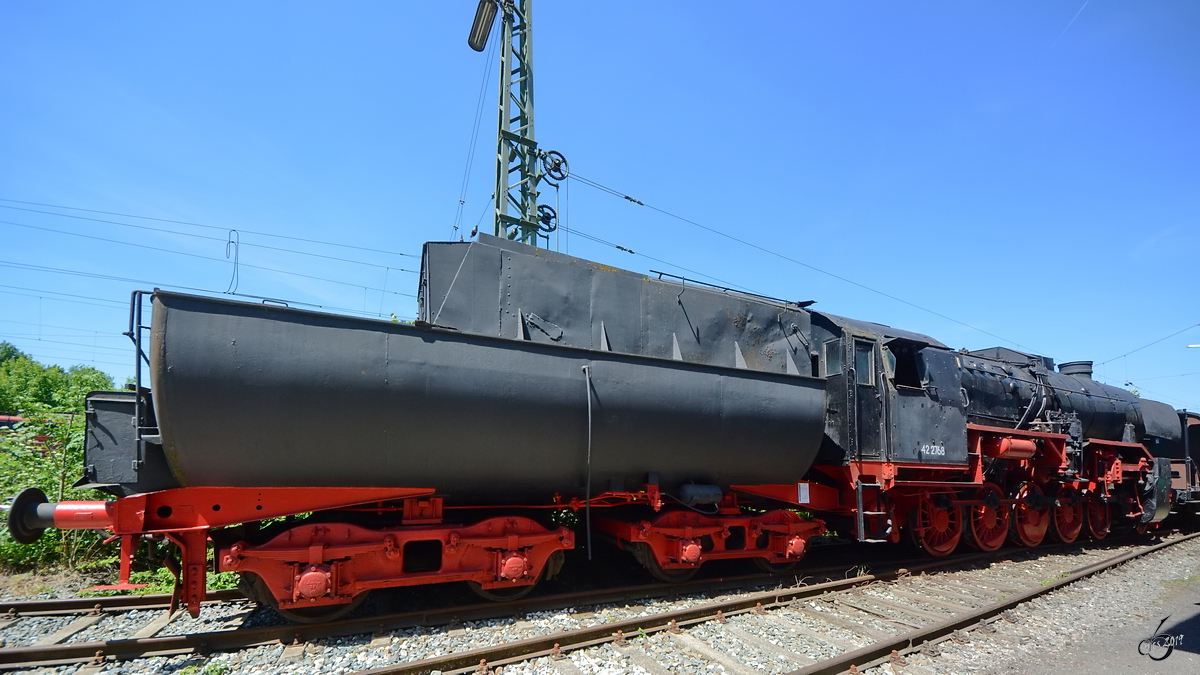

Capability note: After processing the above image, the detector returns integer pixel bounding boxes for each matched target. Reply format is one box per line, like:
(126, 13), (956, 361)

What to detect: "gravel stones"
(861, 535), (1200, 675)
(5, 536), (1199, 674)
(0, 615), (76, 647)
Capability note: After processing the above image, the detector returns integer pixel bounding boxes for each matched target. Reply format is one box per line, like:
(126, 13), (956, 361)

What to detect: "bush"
(0, 343), (116, 570)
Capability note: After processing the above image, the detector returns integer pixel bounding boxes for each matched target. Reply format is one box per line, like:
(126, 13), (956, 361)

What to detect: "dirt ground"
(0, 568), (108, 600)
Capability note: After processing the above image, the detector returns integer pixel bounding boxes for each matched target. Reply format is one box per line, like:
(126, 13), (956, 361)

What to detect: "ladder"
(855, 480), (892, 542)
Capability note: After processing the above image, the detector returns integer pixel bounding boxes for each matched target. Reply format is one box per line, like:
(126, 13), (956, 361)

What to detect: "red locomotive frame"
(28, 418), (1157, 619)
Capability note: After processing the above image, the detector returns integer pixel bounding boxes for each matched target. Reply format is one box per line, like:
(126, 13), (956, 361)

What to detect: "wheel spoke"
(1051, 484), (1083, 544)
(910, 492), (962, 557)
(1009, 482), (1049, 547)
(968, 483), (1008, 552)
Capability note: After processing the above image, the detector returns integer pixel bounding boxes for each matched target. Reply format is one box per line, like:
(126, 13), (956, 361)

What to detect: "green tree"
(0, 342), (23, 364)
(0, 345), (116, 568)
(0, 343), (112, 414)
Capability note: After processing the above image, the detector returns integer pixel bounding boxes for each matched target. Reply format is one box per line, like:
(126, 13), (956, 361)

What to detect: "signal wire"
(569, 172), (1034, 352)
(1, 220), (416, 297)
(0, 198), (419, 258)
(0, 205), (417, 273)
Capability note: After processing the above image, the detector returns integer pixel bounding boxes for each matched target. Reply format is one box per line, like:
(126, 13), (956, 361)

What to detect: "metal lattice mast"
(494, 0), (540, 244)
(469, 0), (566, 246)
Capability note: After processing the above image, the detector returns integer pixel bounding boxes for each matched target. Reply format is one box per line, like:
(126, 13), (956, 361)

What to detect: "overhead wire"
(472, 193), (494, 233)
(1, 220), (416, 297)
(2, 332), (124, 340)
(453, 30), (498, 239)
(0, 198), (419, 258)
(1098, 322), (1200, 365)
(13, 350), (131, 369)
(0, 261), (415, 320)
(569, 172), (1034, 352)
(1100, 377), (1197, 410)
(552, 175), (757, 292)
(0, 284), (127, 307)
(558, 223), (761, 296)
(0, 290), (125, 312)
(0, 335), (129, 354)
(0, 318), (126, 334)
(7, 189), (1189, 397)
(0, 205), (417, 273)
(1134, 371), (1200, 381)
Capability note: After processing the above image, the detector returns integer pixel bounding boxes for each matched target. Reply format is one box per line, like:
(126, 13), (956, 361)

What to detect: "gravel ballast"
(864, 535), (1200, 675)
(4, 536), (1200, 674)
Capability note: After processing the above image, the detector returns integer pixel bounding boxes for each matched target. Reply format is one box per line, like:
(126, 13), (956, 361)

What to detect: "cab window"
(823, 339), (841, 377)
(855, 342), (873, 385)
(888, 344), (923, 389)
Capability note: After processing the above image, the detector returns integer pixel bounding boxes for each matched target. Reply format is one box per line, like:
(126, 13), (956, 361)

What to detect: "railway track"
(0, 558), (888, 670)
(0, 533), (1193, 672)
(356, 533), (1200, 674)
(0, 589), (245, 618)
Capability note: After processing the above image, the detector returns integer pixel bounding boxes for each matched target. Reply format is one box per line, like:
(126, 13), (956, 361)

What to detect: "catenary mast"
(469, 0), (567, 246)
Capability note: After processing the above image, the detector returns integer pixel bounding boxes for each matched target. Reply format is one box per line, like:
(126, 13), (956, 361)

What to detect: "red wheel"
(1050, 483), (1084, 544)
(1009, 482), (1049, 547)
(966, 483), (1009, 552)
(1086, 495), (1111, 540)
(628, 542), (699, 582)
(909, 492), (963, 557)
(244, 574), (369, 624)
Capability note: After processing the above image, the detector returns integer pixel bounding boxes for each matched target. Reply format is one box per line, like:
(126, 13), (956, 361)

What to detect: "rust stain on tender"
(590, 262), (626, 274)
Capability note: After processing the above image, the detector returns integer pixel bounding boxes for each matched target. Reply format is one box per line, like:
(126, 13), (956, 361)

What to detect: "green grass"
(178, 662), (231, 675)
(82, 567), (240, 596)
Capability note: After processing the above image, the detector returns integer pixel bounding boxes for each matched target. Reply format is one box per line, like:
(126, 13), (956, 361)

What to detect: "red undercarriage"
(47, 424), (1157, 617)
(742, 424), (1157, 556)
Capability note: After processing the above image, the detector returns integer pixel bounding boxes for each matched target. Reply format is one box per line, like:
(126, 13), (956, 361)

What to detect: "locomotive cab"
(811, 313), (968, 467)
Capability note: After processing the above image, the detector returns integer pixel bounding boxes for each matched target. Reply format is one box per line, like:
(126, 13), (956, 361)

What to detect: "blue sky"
(1, 1), (1197, 410)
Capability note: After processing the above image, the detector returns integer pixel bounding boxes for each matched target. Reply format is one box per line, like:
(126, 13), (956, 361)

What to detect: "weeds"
(178, 662), (231, 675)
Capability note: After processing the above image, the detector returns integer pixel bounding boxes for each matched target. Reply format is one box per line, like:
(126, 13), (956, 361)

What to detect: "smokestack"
(1058, 361), (1094, 379)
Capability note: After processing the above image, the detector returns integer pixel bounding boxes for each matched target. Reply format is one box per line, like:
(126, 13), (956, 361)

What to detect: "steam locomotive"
(7, 234), (1198, 621)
